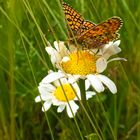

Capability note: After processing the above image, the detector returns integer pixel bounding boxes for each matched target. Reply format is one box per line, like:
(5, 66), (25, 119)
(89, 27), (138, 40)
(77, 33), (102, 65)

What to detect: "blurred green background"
(0, 0), (140, 140)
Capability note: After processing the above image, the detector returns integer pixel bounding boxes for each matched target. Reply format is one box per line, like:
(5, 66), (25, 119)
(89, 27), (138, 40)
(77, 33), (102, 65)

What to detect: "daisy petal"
(38, 83), (55, 93)
(66, 101), (79, 118)
(97, 74), (117, 94)
(85, 79), (90, 90)
(103, 46), (121, 59)
(61, 56), (70, 62)
(86, 91), (96, 99)
(107, 57), (127, 63)
(45, 46), (63, 65)
(54, 41), (64, 51)
(101, 41), (113, 53)
(35, 93), (52, 102)
(110, 45), (121, 55)
(72, 83), (81, 100)
(42, 100), (52, 112)
(45, 46), (57, 55)
(68, 75), (81, 83)
(35, 96), (41, 102)
(53, 99), (65, 106)
(114, 40), (120, 47)
(96, 57), (107, 73)
(54, 41), (69, 57)
(53, 77), (68, 87)
(87, 74), (104, 93)
(57, 105), (65, 113)
(101, 40), (121, 59)
(42, 72), (65, 84)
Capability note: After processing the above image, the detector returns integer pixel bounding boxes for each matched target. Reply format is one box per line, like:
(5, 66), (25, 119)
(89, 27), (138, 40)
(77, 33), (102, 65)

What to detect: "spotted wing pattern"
(77, 21), (96, 36)
(63, 3), (96, 37)
(62, 2), (84, 37)
(63, 2), (123, 49)
(78, 17), (123, 48)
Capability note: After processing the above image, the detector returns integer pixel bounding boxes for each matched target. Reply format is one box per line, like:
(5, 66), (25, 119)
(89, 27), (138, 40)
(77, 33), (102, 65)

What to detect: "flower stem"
(79, 79), (87, 107)
(79, 79), (92, 133)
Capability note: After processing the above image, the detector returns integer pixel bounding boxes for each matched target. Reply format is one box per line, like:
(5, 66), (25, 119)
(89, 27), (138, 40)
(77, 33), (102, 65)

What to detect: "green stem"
(79, 79), (91, 133)
(79, 79), (87, 107)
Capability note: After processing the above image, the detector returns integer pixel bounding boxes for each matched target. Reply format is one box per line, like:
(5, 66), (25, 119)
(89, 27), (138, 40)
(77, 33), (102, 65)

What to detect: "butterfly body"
(63, 2), (123, 49)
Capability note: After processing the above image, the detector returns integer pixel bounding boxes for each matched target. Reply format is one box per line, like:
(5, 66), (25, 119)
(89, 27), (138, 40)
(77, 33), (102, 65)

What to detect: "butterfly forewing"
(63, 2), (84, 36)
(63, 3), (96, 38)
(77, 21), (96, 36)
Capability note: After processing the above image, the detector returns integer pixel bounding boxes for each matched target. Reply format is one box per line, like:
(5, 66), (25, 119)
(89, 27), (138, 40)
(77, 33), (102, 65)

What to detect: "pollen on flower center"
(54, 84), (76, 102)
(61, 51), (97, 75)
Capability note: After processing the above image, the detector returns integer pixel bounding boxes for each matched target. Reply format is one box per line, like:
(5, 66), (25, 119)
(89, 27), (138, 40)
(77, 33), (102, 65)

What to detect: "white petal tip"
(114, 40), (121, 46)
(35, 96), (41, 102)
(108, 57), (127, 63)
(96, 58), (107, 73)
(122, 58), (127, 61)
(97, 74), (117, 94)
(62, 56), (70, 62)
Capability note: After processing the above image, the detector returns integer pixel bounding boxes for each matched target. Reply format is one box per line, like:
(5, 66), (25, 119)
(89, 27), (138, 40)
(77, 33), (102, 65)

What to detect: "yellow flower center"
(54, 84), (76, 102)
(61, 51), (97, 75)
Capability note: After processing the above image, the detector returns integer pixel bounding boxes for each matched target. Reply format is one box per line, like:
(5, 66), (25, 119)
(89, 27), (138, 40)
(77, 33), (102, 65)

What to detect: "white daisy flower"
(35, 71), (95, 118)
(45, 40), (126, 94)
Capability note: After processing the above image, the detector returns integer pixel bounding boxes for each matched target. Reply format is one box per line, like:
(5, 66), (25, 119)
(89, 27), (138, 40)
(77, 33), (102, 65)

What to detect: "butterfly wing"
(77, 17), (123, 48)
(63, 3), (96, 38)
(63, 3), (122, 49)
(77, 20), (96, 36)
(62, 2), (84, 37)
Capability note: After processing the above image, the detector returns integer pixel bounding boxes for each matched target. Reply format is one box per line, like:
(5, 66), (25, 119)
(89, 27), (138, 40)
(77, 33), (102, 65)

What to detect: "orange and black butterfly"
(62, 2), (123, 49)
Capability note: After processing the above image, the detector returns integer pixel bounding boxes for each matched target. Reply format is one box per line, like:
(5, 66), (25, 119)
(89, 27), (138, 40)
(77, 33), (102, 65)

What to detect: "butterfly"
(62, 2), (123, 49)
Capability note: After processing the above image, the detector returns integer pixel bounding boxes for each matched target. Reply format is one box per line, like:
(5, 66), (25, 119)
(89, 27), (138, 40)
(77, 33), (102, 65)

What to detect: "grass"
(0, 0), (140, 139)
